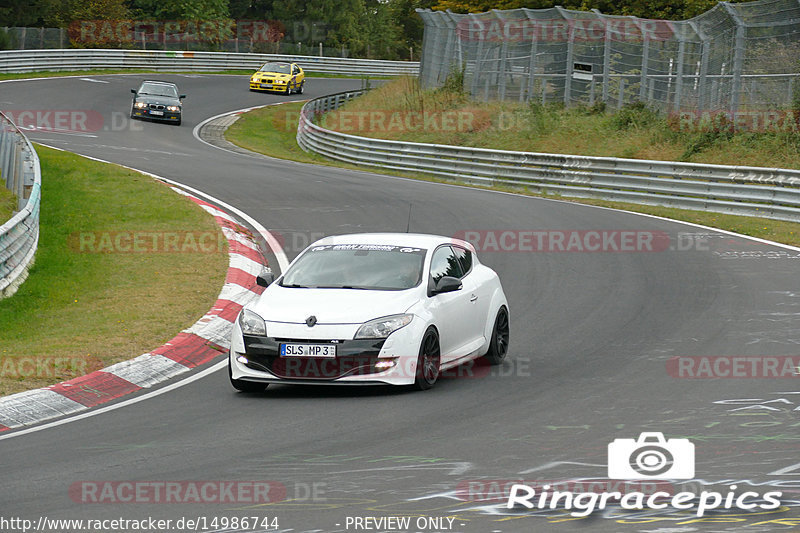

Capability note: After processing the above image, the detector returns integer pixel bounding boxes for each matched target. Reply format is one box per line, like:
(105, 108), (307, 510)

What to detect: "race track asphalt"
(0, 74), (798, 532)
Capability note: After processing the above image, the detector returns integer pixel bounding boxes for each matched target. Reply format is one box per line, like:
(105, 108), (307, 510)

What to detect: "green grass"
(326, 77), (800, 169)
(226, 102), (325, 164)
(0, 186), (15, 223)
(0, 146), (228, 395)
(225, 84), (800, 248)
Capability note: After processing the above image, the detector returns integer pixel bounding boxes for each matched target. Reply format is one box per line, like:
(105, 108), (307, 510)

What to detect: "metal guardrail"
(298, 90), (800, 222)
(0, 112), (40, 299)
(0, 49), (419, 76)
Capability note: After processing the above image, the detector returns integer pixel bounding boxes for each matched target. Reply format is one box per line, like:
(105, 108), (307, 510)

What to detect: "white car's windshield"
(280, 244), (426, 290)
(259, 63), (291, 74)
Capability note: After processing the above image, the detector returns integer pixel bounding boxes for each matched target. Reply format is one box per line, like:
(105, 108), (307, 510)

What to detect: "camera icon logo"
(608, 432), (695, 480)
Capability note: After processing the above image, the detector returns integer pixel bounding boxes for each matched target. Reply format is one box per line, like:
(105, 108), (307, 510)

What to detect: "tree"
(0, 0), (69, 26)
(68, 0), (129, 20)
(390, 0), (438, 54)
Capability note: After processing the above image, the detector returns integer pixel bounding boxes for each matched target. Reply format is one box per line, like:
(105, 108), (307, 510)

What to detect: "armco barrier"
(297, 90), (800, 223)
(0, 111), (40, 298)
(0, 49), (419, 76)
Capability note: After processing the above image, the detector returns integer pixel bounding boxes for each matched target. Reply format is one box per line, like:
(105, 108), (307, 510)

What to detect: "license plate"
(150, 110), (163, 116)
(260, 84), (272, 89)
(280, 343), (336, 358)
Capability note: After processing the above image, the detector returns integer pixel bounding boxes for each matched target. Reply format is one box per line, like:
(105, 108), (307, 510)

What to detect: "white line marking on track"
(0, 361), (226, 441)
(79, 78), (110, 83)
(29, 130), (98, 138)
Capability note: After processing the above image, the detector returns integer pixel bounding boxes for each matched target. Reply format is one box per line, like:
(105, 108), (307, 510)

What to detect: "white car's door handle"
(470, 294), (478, 302)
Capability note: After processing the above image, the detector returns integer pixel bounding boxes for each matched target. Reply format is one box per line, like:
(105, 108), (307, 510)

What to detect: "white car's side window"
(430, 246), (464, 284)
(453, 246), (472, 276)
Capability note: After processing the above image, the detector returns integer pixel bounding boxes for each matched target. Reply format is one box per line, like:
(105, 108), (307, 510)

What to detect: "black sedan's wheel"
(414, 328), (440, 390)
(228, 356), (268, 392)
(484, 306), (510, 365)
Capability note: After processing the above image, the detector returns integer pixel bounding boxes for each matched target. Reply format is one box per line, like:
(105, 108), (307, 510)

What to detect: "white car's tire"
(484, 306), (509, 365)
(229, 356), (268, 392)
(414, 328), (440, 390)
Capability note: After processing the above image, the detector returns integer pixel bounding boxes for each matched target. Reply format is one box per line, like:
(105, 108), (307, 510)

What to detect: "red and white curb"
(0, 187), (268, 432)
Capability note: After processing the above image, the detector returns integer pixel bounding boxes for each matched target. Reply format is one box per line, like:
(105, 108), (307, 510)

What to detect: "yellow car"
(249, 62), (305, 94)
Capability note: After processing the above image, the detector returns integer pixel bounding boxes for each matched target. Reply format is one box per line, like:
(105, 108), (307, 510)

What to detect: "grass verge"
(0, 186), (15, 223)
(225, 95), (800, 248)
(0, 145), (228, 396)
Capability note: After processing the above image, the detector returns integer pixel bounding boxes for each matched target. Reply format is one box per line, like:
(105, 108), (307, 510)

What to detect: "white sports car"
(229, 233), (509, 391)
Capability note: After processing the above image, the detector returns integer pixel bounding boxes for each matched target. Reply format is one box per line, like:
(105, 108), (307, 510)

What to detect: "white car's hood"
(250, 284), (420, 324)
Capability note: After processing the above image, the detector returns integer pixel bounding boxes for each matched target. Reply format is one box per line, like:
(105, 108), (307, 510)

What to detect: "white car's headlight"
(355, 314), (413, 339)
(239, 309), (267, 336)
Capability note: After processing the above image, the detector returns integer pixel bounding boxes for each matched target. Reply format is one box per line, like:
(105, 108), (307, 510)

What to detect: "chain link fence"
(0, 24), (397, 58)
(417, 0), (800, 121)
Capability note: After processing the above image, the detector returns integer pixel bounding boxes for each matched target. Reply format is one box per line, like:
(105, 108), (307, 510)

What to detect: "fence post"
(674, 32), (686, 112)
(593, 10), (611, 104)
(442, 12), (459, 87)
(428, 12), (445, 86)
(524, 9), (538, 102)
(469, 14), (484, 97)
(556, 7), (574, 106)
(722, 2), (745, 116)
(494, 10), (508, 100)
(637, 20), (650, 103)
(689, 21), (709, 114)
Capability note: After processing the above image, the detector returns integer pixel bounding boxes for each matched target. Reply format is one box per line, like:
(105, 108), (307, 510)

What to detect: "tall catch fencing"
(0, 112), (40, 299)
(417, 0), (800, 121)
(297, 90), (800, 223)
(1, 24), (415, 59)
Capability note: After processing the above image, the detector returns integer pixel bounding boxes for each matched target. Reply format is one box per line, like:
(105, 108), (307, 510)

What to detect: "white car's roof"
(310, 233), (473, 252)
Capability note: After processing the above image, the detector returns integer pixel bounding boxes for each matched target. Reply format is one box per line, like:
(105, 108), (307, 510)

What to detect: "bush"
(610, 101), (660, 130)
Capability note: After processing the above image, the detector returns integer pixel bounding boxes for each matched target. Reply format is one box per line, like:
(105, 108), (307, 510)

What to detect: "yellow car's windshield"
(259, 63), (291, 74)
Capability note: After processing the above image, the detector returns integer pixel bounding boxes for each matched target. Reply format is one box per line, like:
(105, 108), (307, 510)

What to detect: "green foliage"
(439, 64), (466, 94)
(0, 29), (12, 50)
(609, 101), (660, 130)
(0, 185), (16, 222)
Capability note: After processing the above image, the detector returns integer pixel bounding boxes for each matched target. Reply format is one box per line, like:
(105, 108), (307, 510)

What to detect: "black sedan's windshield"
(280, 244), (426, 291)
(138, 83), (178, 98)
(259, 63), (291, 74)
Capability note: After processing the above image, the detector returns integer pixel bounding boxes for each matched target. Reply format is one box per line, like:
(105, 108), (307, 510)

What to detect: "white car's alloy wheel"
(415, 328), (440, 390)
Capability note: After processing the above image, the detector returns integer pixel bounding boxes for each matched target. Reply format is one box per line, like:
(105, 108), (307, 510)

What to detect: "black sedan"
(130, 80), (185, 125)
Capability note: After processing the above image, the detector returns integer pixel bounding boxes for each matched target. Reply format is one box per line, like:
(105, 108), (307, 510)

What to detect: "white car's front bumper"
(229, 316), (428, 386)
